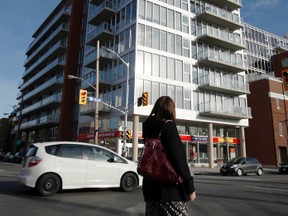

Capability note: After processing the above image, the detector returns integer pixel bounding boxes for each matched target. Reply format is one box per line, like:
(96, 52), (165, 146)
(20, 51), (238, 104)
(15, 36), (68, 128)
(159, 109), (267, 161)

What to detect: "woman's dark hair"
(149, 96), (176, 122)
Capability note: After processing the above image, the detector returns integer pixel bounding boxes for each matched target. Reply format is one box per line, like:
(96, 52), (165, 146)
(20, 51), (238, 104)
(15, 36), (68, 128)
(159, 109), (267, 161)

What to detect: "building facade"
(16, 0), (87, 145)
(76, 0), (250, 166)
(242, 23), (288, 167)
(14, 0), (252, 167)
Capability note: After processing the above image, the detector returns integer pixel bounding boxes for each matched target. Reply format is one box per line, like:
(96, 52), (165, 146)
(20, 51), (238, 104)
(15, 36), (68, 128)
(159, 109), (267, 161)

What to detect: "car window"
(26, 145), (38, 157)
(45, 145), (59, 156)
(85, 146), (126, 163)
(58, 144), (83, 159)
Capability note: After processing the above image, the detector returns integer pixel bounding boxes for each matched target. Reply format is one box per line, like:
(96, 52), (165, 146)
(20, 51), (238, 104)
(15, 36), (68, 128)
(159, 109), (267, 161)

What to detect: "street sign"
(88, 97), (102, 102)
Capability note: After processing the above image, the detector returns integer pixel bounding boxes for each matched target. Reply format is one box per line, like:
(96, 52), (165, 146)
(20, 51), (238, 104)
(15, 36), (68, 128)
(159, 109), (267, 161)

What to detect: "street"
(0, 162), (288, 216)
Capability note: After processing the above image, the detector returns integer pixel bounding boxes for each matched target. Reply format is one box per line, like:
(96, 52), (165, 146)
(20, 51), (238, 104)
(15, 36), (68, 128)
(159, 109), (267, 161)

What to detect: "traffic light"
(142, 92), (148, 106)
(79, 89), (88, 105)
(126, 130), (132, 139)
(282, 70), (288, 91)
(120, 131), (124, 140)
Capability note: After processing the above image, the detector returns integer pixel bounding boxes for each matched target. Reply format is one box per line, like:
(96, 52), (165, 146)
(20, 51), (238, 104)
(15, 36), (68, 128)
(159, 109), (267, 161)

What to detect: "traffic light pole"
(102, 47), (129, 154)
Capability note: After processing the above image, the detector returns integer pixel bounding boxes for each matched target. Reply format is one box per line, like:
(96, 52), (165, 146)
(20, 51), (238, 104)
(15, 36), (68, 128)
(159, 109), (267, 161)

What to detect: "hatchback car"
(220, 157), (263, 176)
(279, 162), (288, 174)
(18, 141), (142, 196)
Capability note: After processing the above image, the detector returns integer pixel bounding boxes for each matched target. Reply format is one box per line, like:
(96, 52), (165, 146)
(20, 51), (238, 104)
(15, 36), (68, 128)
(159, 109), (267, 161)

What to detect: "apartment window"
(279, 123), (283, 136)
(160, 6), (167, 27)
(281, 57), (288, 67)
(276, 99), (280, 110)
(146, 26), (152, 48)
(146, 1), (153, 22)
(152, 28), (160, 50)
(176, 86), (183, 109)
(184, 89), (191, 110)
(138, 24), (145, 46)
(153, 4), (160, 24)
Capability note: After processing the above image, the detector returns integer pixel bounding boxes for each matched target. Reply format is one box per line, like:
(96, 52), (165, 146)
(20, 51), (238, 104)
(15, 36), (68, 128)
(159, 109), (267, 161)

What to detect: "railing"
(20, 114), (60, 129)
(88, 0), (115, 21)
(86, 22), (114, 42)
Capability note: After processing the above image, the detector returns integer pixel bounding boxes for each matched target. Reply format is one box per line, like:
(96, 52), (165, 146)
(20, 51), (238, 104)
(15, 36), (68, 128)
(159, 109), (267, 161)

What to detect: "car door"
(85, 146), (122, 187)
(55, 144), (87, 188)
(244, 157), (255, 173)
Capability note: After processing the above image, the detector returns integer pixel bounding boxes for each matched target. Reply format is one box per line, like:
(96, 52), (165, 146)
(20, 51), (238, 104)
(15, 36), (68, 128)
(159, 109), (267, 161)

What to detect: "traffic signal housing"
(282, 70), (288, 91)
(79, 89), (88, 105)
(126, 130), (132, 139)
(142, 92), (148, 106)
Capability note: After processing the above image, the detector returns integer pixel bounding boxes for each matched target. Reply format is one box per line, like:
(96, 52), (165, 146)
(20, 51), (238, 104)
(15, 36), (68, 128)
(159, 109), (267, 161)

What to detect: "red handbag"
(137, 124), (183, 185)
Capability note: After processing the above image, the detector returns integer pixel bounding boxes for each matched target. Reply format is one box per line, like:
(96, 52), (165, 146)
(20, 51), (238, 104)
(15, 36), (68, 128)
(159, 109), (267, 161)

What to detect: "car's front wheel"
(120, 173), (138, 192)
(236, 169), (243, 176)
(256, 168), (263, 176)
(36, 173), (61, 197)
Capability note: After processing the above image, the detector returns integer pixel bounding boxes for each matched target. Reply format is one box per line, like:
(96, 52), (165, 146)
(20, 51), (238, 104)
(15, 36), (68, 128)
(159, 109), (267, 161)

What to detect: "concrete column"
(132, 115), (139, 162)
(240, 126), (247, 157)
(208, 123), (214, 168)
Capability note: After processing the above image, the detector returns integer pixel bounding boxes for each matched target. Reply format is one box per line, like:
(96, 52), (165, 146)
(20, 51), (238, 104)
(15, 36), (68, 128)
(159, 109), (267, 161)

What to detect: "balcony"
(204, 0), (242, 11)
(23, 40), (67, 78)
(199, 101), (251, 119)
(195, 3), (243, 30)
(26, 6), (71, 54)
(82, 70), (112, 92)
(20, 114), (59, 130)
(88, 0), (115, 26)
(274, 41), (288, 53)
(197, 26), (245, 51)
(84, 47), (113, 69)
(21, 94), (62, 115)
(22, 76), (64, 102)
(21, 57), (65, 91)
(24, 24), (69, 66)
(198, 74), (250, 95)
(80, 101), (111, 116)
(196, 50), (246, 73)
(86, 22), (115, 47)
(90, 0), (106, 6)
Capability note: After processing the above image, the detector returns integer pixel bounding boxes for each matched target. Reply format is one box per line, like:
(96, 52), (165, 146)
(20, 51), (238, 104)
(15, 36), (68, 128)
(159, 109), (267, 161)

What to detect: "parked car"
(3, 152), (14, 162)
(0, 152), (5, 160)
(279, 162), (288, 174)
(12, 152), (24, 163)
(220, 157), (263, 176)
(18, 141), (142, 196)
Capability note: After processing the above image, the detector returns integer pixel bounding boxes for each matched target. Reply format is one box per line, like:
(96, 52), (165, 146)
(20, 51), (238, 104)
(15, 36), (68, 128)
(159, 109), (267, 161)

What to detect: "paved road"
(1, 162), (288, 216)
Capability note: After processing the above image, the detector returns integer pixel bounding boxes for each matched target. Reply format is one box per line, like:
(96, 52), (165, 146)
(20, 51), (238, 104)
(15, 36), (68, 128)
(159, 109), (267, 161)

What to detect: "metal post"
(208, 123), (214, 168)
(132, 115), (139, 162)
(95, 40), (100, 144)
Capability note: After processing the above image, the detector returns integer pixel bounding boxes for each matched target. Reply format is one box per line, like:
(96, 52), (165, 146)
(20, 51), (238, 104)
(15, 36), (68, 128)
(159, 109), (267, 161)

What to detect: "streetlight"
(102, 47), (130, 153)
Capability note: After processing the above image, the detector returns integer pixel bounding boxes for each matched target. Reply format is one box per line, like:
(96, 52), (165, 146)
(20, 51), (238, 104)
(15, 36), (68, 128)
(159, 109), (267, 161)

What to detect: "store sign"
(191, 136), (208, 142)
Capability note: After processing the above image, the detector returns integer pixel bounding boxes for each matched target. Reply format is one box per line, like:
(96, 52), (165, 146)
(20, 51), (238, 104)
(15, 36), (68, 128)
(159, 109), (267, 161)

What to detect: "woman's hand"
(188, 191), (196, 202)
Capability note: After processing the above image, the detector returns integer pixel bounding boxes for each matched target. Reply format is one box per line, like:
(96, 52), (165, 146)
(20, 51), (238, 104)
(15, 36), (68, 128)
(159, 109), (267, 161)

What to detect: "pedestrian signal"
(79, 89), (88, 105)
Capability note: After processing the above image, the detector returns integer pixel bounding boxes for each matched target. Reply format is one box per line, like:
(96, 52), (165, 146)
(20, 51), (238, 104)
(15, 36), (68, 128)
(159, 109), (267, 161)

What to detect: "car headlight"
(230, 165), (237, 169)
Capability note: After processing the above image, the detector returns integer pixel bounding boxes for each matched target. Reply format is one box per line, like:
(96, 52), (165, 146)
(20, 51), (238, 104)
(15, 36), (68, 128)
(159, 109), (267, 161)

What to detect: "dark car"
(0, 152), (5, 160)
(279, 162), (288, 174)
(220, 157), (263, 176)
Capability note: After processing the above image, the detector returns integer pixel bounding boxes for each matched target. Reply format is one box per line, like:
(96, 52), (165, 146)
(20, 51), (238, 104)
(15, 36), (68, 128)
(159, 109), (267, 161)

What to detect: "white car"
(18, 141), (142, 196)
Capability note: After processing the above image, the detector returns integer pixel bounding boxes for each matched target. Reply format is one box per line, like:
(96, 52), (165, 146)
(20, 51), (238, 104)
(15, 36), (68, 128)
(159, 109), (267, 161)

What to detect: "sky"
(0, 0), (287, 118)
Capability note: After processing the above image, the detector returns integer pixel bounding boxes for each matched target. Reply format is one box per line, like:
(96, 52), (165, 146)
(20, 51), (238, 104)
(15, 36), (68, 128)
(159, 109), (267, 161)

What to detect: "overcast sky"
(0, 0), (287, 118)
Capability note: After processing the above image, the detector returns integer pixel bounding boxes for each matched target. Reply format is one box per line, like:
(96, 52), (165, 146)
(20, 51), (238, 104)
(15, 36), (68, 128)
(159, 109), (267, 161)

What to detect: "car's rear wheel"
(36, 173), (61, 197)
(236, 169), (243, 176)
(256, 168), (263, 176)
(120, 173), (138, 192)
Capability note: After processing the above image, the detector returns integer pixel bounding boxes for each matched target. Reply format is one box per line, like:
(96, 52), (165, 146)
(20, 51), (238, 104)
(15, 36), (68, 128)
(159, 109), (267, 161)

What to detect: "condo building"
(243, 23), (288, 167)
(15, 0), (251, 167)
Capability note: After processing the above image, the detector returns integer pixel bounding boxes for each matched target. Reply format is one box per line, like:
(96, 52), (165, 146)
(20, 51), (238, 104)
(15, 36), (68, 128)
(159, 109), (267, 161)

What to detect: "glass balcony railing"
(197, 25), (245, 50)
(204, 0), (242, 11)
(23, 40), (67, 77)
(26, 6), (71, 53)
(20, 114), (60, 130)
(21, 94), (62, 115)
(199, 101), (251, 119)
(25, 24), (69, 66)
(88, 0), (115, 26)
(195, 2), (243, 30)
(21, 57), (65, 90)
(198, 74), (249, 95)
(196, 49), (246, 73)
(22, 76), (64, 101)
(86, 22), (114, 46)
